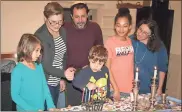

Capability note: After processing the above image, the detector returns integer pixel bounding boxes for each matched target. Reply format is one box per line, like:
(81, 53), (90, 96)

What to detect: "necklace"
(135, 42), (147, 66)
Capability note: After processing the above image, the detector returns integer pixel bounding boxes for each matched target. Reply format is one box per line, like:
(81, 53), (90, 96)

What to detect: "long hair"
(17, 33), (41, 63)
(134, 19), (161, 52)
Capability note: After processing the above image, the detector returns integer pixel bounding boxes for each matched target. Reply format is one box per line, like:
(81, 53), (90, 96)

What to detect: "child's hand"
(60, 80), (66, 91)
(113, 91), (120, 101)
(87, 82), (97, 90)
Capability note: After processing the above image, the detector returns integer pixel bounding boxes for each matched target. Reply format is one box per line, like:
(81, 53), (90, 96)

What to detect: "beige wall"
(165, 1), (181, 99)
(1, 1), (141, 53)
(168, 1), (181, 55)
(1, 1), (50, 53)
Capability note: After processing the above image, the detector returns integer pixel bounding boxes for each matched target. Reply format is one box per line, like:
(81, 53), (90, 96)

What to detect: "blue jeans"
(57, 91), (65, 108)
(110, 91), (130, 98)
(48, 85), (66, 108)
(48, 85), (60, 106)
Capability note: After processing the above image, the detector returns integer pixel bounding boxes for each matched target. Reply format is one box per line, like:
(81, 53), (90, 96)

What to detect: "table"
(59, 94), (181, 111)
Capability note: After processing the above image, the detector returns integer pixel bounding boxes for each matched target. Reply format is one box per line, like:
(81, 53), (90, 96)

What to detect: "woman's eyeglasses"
(47, 19), (64, 26)
(138, 27), (151, 36)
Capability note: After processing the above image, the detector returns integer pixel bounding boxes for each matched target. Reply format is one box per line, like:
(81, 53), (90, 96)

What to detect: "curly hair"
(88, 45), (108, 63)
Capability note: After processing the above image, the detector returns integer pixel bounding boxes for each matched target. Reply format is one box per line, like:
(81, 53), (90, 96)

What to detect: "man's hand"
(64, 67), (76, 81)
(87, 82), (97, 90)
(113, 91), (120, 101)
(60, 80), (66, 91)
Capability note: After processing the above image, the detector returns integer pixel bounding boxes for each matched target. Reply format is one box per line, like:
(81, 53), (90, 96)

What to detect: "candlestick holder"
(161, 93), (167, 105)
(153, 93), (169, 110)
(132, 80), (140, 111)
(149, 77), (158, 110)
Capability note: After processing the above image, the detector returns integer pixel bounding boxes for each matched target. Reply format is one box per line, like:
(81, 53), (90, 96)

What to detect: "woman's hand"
(157, 87), (162, 96)
(64, 67), (76, 81)
(60, 80), (66, 91)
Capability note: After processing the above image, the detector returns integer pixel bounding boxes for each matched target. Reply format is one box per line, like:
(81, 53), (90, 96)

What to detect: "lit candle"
(154, 66), (157, 79)
(135, 67), (139, 81)
(82, 88), (85, 103)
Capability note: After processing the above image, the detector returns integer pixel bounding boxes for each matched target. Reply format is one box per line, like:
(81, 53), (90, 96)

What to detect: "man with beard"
(63, 3), (103, 106)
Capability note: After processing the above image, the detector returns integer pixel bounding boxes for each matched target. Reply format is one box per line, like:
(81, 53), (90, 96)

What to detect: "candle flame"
(154, 66), (157, 70)
(136, 67), (139, 72)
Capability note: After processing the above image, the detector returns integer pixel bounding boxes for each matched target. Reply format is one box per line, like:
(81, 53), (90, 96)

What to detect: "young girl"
(11, 34), (56, 111)
(105, 8), (134, 101)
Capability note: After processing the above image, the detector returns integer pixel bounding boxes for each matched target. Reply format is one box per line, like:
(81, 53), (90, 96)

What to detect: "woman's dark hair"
(70, 3), (89, 16)
(134, 19), (161, 52)
(17, 33), (41, 63)
(114, 8), (132, 25)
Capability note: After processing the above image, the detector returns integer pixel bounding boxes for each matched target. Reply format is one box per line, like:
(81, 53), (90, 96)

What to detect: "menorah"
(149, 77), (158, 110)
(81, 87), (106, 111)
(132, 80), (140, 111)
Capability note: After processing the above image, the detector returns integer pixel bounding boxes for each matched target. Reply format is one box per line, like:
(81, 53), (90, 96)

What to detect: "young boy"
(73, 45), (110, 102)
